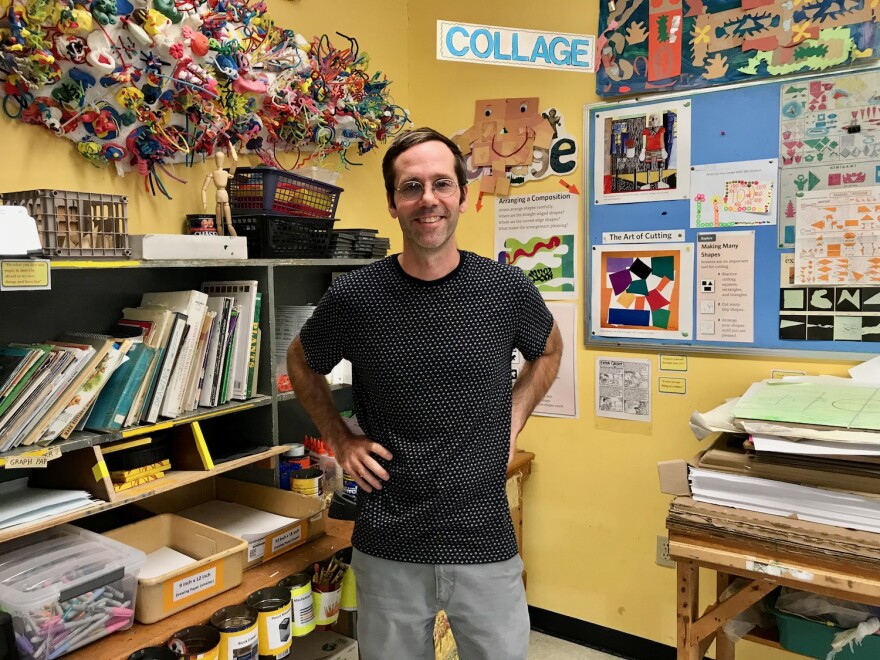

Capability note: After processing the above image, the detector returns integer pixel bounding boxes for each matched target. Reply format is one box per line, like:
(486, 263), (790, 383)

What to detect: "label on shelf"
(0, 259), (51, 291)
(4, 447), (62, 469)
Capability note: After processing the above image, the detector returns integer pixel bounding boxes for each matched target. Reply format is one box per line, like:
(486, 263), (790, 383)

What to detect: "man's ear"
(458, 182), (469, 214)
(387, 192), (398, 218)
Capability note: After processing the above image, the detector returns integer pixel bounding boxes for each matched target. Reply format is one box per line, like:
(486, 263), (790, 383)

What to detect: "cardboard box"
(143, 476), (325, 569)
(291, 631), (357, 660)
(657, 459), (691, 496)
(104, 514), (247, 624)
(130, 234), (248, 260)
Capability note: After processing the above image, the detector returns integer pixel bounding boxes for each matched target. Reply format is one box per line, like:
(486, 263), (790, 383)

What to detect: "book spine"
(145, 315), (187, 423)
(246, 292), (262, 399)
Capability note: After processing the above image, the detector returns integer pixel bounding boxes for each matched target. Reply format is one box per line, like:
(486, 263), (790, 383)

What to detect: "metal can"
(166, 625), (221, 660)
(277, 572), (316, 637)
(245, 586), (292, 659)
(210, 604), (259, 660)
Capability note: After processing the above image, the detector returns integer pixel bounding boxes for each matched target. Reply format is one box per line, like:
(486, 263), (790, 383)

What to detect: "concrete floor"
(529, 631), (626, 659)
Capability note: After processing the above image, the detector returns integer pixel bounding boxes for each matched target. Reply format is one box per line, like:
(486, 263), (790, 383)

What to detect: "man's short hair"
(382, 128), (467, 206)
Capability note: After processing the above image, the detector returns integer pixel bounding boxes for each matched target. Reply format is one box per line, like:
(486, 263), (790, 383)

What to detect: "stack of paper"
(0, 479), (94, 530)
(690, 466), (880, 534)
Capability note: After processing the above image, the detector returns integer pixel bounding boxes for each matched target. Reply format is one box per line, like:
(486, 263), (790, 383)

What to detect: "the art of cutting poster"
(591, 243), (694, 340)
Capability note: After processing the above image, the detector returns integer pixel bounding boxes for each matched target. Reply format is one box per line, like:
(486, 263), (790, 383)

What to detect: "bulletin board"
(585, 74), (880, 357)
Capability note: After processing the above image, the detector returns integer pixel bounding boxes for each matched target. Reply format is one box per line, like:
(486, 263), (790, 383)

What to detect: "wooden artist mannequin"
(202, 145), (238, 237)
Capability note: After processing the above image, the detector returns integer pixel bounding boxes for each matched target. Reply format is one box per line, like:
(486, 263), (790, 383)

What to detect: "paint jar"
(210, 604), (259, 660)
(128, 648), (181, 660)
(167, 625), (221, 660)
(279, 444), (310, 491)
(246, 586), (293, 660)
(289, 467), (323, 497)
(277, 572), (316, 637)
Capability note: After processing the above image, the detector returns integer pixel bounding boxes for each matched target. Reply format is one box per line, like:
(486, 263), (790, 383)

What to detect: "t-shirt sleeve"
(298, 285), (346, 375)
(514, 272), (555, 361)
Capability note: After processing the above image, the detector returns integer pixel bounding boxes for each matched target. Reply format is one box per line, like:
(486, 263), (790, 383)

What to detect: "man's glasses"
(394, 178), (459, 201)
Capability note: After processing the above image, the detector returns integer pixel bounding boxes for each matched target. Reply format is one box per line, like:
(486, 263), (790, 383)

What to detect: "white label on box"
(173, 567), (217, 601)
(249, 539), (265, 561)
(271, 527), (302, 554)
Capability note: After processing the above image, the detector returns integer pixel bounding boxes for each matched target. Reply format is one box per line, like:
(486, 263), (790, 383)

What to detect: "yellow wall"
(0, 2), (861, 658)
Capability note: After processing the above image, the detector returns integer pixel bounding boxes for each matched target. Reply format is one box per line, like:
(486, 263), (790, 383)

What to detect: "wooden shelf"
(51, 258), (376, 270)
(65, 533), (352, 660)
(0, 396), (273, 466)
(0, 444), (289, 544)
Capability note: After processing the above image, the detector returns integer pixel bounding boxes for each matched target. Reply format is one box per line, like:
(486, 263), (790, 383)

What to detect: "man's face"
(388, 140), (467, 254)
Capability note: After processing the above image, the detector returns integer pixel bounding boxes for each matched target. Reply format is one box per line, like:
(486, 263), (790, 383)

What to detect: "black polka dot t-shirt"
(299, 250), (554, 564)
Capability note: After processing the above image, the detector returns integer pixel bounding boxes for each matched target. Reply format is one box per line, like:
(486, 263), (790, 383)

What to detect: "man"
(287, 127), (563, 660)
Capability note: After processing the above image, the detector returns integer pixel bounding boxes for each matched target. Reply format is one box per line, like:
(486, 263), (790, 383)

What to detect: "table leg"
(716, 573), (736, 660)
(677, 560), (701, 660)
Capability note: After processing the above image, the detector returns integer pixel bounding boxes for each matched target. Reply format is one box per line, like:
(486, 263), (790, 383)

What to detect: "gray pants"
(351, 548), (529, 660)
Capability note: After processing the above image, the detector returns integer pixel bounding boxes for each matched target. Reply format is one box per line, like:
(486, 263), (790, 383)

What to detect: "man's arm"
(509, 320), (563, 460)
(287, 337), (391, 491)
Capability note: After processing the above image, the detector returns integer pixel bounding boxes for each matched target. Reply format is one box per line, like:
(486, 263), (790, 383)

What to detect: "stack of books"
(110, 459), (171, 493)
(329, 229), (390, 259)
(0, 279), (265, 445)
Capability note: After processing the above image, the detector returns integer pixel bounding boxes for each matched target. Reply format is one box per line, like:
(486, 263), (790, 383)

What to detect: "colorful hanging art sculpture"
(0, 0), (409, 196)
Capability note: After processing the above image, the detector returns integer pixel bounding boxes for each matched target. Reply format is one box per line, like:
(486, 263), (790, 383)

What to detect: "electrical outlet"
(656, 534), (675, 568)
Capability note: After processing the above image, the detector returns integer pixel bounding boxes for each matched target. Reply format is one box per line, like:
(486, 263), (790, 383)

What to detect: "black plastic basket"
(230, 214), (336, 258)
(229, 167), (343, 218)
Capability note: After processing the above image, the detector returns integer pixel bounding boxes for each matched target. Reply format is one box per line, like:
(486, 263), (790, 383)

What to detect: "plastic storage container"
(771, 600), (880, 659)
(0, 524), (146, 659)
(0, 189), (130, 259)
(228, 167), (342, 218)
(230, 213), (336, 258)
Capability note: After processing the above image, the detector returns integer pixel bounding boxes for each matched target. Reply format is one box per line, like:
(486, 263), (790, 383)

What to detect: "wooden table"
(669, 530), (880, 659)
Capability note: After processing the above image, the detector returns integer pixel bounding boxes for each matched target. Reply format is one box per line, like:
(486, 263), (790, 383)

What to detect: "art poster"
(596, 0), (880, 98)
(532, 303), (578, 419)
(593, 99), (691, 204)
(695, 231), (756, 343)
(590, 242), (694, 340)
(596, 357), (651, 421)
(779, 284), (880, 342)
(690, 160), (778, 229)
(795, 186), (880, 285)
(455, 101), (578, 200)
(778, 71), (880, 246)
(494, 192), (578, 299)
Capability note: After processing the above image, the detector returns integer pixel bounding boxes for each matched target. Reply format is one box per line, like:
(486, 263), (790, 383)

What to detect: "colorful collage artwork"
(594, 100), (691, 205)
(778, 71), (880, 246)
(780, 286), (880, 342)
(591, 244), (694, 340)
(503, 236), (576, 295)
(596, 0), (880, 98)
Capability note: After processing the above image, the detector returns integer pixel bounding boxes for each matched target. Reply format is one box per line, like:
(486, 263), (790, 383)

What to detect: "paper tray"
(104, 514), (246, 624)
